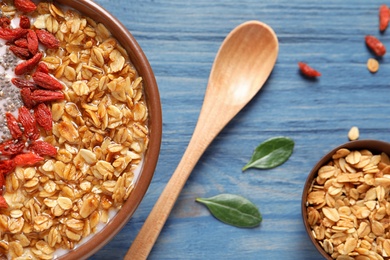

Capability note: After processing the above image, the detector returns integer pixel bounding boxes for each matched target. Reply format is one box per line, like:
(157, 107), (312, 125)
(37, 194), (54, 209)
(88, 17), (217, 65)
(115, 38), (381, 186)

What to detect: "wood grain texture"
(89, 0), (390, 259)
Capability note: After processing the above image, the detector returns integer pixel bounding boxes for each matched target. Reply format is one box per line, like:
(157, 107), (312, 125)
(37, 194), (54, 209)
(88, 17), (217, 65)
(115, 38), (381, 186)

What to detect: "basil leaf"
(195, 194), (262, 228)
(242, 136), (294, 171)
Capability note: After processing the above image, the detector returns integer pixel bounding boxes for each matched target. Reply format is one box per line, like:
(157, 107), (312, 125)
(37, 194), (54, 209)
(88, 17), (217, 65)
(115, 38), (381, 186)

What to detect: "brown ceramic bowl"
(301, 140), (390, 259)
(52, 0), (162, 259)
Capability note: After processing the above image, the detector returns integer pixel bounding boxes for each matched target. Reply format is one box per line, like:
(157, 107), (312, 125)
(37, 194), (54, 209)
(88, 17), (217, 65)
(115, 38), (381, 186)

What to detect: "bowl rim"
(301, 139), (390, 260)
(52, 0), (162, 259)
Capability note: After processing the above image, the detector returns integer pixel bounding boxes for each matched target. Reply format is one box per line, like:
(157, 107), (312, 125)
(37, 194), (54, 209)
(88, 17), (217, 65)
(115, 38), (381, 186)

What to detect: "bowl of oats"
(0, 0), (161, 259)
(302, 140), (390, 259)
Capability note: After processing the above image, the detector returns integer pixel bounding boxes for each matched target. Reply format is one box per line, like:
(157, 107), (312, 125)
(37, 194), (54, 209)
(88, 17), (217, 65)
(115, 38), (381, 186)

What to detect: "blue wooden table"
(90, 1), (390, 259)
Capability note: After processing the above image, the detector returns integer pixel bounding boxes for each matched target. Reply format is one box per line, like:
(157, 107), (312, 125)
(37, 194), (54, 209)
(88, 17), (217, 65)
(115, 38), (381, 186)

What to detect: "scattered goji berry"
(0, 160), (15, 175)
(5, 112), (23, 139)
(0, 17), (11, 28)
(379, 5), (390, 32)
(365, 35), (386, 56)
(18, 106), (39, 140)
(0, 140), (25, 156)
(14, 0), (37, 13)
(298, 62), (321, 78)
(30, 89), (65, 103)
(0, 196), (8, 209)
(14, 52), (42, 75)
(19, 15), (31, 29)
(9, 45), (30, 60)
(29, 140), (57, 157)
(27, 30), (38, 55)
(34, 103), (52, 131)
(32, 71), (63, 90)
(35, 29), (59, 49)
(20, 87), (35, 108)
(11, 78), (37, 90)
(0, 27), (28, 41)
(14, 38), (28, 48)
(14, 152), (44, 167)
(36, 62), (49, 74)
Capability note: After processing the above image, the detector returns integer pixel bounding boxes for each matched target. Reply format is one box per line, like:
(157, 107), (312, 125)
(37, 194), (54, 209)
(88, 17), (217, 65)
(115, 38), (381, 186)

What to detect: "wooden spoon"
(125, 20), (279, 259)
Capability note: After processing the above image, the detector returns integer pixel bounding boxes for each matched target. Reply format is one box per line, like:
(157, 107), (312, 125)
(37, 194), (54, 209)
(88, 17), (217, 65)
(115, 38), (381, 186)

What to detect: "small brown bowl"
(301, 140), (390, 259)
(53, 0), (162, 259)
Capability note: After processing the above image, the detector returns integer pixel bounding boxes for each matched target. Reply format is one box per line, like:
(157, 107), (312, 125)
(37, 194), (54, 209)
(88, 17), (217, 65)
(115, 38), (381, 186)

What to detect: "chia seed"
(0, 46), (22, 143)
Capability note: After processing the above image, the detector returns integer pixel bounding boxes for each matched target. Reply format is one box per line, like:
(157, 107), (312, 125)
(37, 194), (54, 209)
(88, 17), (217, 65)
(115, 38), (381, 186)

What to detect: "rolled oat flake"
(348, 126), (359, 141)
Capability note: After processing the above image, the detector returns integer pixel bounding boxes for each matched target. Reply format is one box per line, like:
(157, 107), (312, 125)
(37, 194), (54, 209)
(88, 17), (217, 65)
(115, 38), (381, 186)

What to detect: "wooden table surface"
(89, 0), (390, 259)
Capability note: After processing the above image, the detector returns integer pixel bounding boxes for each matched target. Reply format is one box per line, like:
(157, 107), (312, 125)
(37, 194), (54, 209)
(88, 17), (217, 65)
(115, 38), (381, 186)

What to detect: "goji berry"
(14, 153), (44, 167)
(0, 27), (28, 41)
(14, 52), (42, 75)
(0, 196), (8, 209)
(11, 78), (36, 90)
(365, 35), (386, 57)
(32, 71), (63, 90)
(0, 160), (15, 175)
(27, 30), (38, 55)
(35, 29), (59, 49)
(9, 45), (30, 60)
(298, 62), (321, 78)
(0, 17), (11, 28)
(379, 5), (390, 32)
(14, 0), (37, 13)
(20, 87), (35, 108)
(19, 15), (31, 29)
(0, 140), (25, 156)
(30, 89), (65, 103)
(14, 38), (28, 48)
(18, 106), (39, 140)
(29, 140), (57, 157)
(36, 62), (49, 74)
(34, 103), (52, 131)
(5, 112), (23, 139)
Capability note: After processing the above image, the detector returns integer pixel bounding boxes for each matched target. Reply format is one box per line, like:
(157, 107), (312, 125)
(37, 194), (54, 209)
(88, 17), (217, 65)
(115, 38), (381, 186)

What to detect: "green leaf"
(242, 136), (294, 171)
(195, 194), (262, 228)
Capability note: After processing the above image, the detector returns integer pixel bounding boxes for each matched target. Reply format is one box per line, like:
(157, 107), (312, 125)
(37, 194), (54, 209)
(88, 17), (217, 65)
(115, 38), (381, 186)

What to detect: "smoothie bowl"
(0, 0), (161, 259)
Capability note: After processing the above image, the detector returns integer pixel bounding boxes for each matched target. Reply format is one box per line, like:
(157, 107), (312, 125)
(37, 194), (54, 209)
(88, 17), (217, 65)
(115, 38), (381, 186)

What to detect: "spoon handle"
(124, 122), (214, 260)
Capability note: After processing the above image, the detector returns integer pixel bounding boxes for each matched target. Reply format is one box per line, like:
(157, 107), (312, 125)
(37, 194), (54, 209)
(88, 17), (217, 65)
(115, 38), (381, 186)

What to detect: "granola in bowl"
(0, 0), (161, 259)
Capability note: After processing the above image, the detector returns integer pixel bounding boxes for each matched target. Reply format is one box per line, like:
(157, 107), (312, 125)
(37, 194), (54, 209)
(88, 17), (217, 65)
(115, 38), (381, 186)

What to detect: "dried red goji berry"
(34, 103), (52, 131)
(30, 89), (65, 103)
(0, 17), (11, 28)
(29, 140), (57, 157)
(14, 52), (42, 75)
(32, 71), (63, 90)
(0, 140), (25, 156)
(35, 29), (59, 49)
(5, 112), (23, 139)
(18, 106), (39, 140)
(0, 27), (28, 41)
(14, 0), (37, 13)
(298, 62), (321, 78)
(20, 87), (35, 108)
(27, 29), (38, 55)
(14, 152), (44, 167)
(0, 160), (15, 175)
(14, 38), (28, 48)
(9, 45), (30, 60)
(36, 62), (49, 74)
(0, 174), (4, 191)
(19, 15), (31, 29)
(0, 196), (8, 209)
(379, 5), (390, 32)
(365, 35), (386, 56)
(11, 78), (36, 90)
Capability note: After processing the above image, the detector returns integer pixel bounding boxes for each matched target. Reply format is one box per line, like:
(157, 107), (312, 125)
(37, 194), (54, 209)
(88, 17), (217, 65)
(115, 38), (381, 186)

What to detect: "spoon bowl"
(125, 20), (279, 259)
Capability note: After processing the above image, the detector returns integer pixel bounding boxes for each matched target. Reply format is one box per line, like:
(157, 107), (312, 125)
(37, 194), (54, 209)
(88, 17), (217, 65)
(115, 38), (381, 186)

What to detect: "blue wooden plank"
(87, 0), (390, 259)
